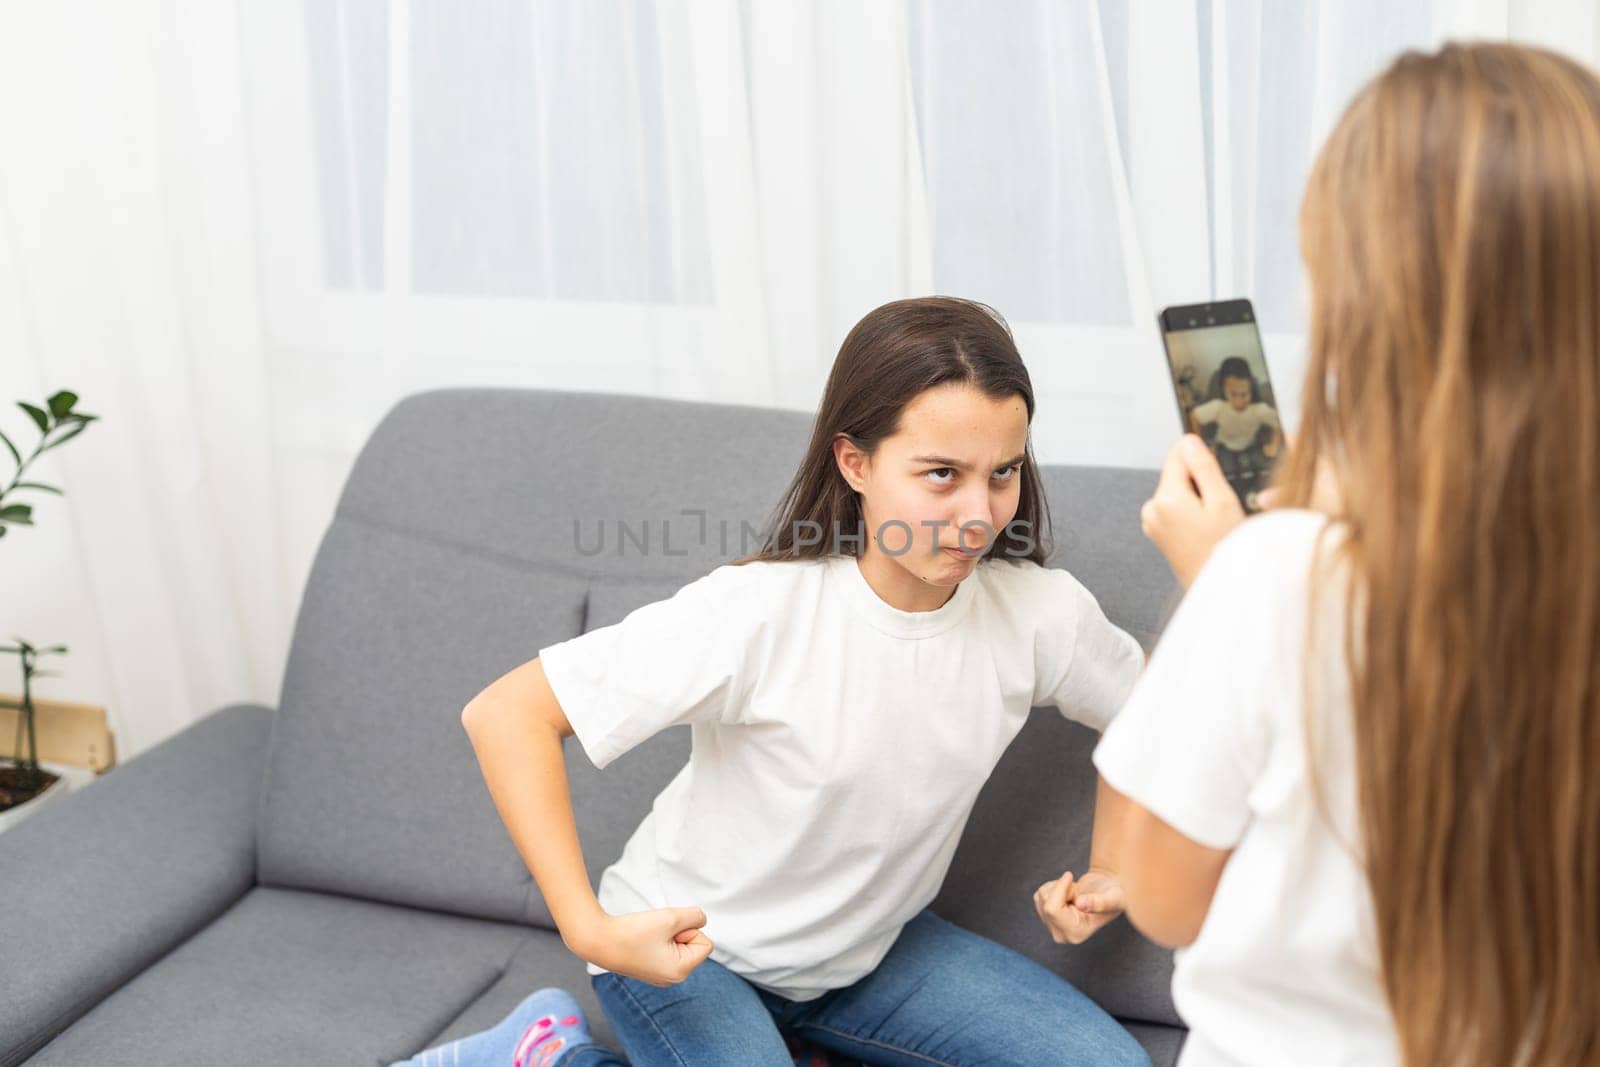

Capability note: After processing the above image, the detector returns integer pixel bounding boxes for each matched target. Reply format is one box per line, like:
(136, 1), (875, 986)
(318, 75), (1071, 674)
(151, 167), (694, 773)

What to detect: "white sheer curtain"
(2, 0), (1597, 759)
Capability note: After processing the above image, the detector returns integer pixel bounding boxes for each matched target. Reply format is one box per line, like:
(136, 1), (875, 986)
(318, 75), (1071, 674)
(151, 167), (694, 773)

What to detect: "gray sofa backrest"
(254, 387), (1181, 1027)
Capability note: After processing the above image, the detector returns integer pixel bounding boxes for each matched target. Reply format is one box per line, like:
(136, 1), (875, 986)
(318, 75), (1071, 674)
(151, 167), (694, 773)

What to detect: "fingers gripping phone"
(1157, 299), (1284, 513)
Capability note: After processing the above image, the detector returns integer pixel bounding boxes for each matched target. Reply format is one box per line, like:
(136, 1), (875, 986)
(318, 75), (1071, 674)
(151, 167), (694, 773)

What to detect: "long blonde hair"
(1280, 42), (1600, 1065)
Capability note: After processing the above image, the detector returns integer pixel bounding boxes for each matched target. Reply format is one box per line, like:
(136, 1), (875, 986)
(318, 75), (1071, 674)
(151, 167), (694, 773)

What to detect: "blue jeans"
(588, 909), (1150, 1066)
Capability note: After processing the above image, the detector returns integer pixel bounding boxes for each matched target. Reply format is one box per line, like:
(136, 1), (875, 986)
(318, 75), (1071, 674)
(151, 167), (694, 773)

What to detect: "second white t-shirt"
(1093, 509), (1399, 1066)
(537, 551), (1145, 1002)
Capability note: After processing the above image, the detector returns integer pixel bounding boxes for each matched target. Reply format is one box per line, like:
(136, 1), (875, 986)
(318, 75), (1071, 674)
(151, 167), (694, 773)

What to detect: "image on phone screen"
(1158, 299), (1283, 513)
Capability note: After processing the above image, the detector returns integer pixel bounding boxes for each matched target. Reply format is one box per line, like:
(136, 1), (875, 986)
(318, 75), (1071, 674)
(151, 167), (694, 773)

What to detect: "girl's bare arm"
(462, 658), (607, 946)
(1101, 777), (1232, 948)
(462, 658), (713, 986)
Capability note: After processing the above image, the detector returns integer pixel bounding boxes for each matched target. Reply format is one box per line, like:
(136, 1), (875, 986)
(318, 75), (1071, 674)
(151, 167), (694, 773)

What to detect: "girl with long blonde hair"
(1102, 41), (1600, 1066)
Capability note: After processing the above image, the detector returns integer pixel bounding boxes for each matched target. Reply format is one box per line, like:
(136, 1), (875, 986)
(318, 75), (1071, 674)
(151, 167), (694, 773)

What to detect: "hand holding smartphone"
(1157, 299), (1284, 513)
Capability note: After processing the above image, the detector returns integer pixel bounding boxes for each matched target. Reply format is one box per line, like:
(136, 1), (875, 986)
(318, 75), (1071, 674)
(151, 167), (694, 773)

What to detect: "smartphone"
(1157, 298), (1284, 513)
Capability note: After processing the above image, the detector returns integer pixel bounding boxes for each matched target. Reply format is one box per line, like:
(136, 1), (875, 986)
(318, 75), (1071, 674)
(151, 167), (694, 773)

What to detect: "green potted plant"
(0, 391), (98, 829)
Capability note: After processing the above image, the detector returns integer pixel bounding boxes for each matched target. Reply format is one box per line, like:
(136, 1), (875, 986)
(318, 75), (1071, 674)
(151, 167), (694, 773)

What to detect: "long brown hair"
(1280, 43), (1600, 1064)
(736, 296), (1052, 566)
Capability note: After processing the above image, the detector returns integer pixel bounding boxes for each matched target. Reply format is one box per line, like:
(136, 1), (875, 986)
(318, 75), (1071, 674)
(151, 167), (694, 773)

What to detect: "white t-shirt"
(537, 551), (1145, 1002)
(1192, 399), (1279, 452)
(1093, 509), (1399, 1066)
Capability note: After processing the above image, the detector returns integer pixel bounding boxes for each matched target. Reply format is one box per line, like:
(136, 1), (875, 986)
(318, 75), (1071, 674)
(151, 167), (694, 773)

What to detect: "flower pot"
(0, 759), (84, 834)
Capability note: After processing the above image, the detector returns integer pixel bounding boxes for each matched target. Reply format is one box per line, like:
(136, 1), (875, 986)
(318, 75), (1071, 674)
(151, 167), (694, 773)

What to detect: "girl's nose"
(953, 514), (996, 551)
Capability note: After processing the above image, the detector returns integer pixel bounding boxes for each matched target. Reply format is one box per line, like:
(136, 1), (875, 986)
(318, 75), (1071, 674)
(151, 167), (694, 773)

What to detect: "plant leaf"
(47, 391), (78, 419)
(0, 504), (33, 523)
(13, 482), (61, 495)
(0, 428), (19, 468)
(18, 402), (49, 433)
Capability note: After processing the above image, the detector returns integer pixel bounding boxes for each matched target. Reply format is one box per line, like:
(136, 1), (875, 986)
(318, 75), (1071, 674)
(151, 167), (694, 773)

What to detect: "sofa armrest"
(0, 701), (274, 1067)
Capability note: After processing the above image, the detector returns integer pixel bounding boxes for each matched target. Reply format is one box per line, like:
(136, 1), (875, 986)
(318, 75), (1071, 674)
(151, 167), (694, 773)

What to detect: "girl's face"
(834, 382), (1030, 600)
(1223, 375), (1254, 411)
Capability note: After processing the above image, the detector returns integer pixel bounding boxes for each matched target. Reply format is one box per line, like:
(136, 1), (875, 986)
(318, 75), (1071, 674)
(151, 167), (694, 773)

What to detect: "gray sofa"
(0, 387), (1185, 1065)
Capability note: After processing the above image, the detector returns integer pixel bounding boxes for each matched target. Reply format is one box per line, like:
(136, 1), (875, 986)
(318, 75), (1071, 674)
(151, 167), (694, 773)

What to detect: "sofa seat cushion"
(23, 885), (611, 1065)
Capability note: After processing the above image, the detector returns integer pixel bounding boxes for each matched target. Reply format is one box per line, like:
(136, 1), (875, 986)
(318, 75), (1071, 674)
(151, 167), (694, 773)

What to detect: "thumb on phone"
(1256, 429), (1298, 511)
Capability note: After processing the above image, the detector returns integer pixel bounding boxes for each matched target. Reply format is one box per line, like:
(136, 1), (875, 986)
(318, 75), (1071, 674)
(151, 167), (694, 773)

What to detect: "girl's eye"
(924, 465), (1021, 486)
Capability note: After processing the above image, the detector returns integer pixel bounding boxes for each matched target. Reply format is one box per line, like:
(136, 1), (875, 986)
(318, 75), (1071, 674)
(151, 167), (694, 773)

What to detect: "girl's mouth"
(944, 545), (981, 560)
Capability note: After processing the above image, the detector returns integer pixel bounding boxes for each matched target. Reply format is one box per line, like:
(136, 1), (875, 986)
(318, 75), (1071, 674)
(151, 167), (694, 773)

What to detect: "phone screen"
(1158, 299), (1283, 513)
